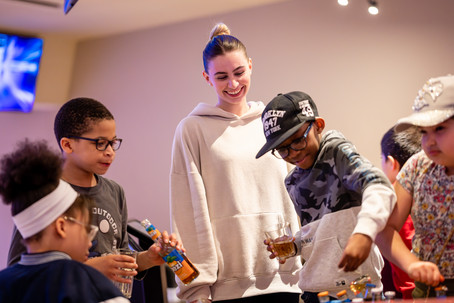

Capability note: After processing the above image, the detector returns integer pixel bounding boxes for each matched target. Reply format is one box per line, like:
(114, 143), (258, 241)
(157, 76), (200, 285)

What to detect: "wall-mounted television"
(0, 33), (43, 113)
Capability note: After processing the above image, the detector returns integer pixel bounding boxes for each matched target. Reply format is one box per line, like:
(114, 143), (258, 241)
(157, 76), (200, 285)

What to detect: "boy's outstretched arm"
(86, 230), (185, 280)
(338, 233), (372, 272)
(337, 183), (396, 272)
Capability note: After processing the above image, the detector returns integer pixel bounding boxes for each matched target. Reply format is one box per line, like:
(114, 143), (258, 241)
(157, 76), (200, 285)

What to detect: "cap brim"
(395, 108), (454, 132)
(256, 122), (305, 159)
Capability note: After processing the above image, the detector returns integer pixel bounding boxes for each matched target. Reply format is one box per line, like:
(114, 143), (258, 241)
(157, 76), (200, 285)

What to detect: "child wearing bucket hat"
(257, 91), (396, 302)
(376, 74), (454, 298)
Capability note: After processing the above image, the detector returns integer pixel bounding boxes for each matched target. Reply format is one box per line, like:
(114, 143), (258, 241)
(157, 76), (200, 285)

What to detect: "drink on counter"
(349, 274), (372, 297)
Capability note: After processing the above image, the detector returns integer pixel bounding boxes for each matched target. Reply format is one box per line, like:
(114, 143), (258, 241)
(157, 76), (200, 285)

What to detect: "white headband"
(13, 180), (78, 239)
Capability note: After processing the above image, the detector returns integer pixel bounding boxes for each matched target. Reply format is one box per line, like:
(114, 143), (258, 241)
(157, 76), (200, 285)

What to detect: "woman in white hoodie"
(169, 23), (302, 303)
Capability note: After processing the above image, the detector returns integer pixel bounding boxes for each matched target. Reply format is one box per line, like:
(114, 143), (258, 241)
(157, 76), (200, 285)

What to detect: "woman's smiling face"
(203, 50), (252, 111)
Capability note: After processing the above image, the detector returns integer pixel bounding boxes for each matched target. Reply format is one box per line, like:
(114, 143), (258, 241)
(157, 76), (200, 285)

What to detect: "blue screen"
(0, 34), (43, 113)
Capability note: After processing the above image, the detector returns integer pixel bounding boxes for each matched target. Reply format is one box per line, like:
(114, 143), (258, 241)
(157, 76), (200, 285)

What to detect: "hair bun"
(209, 23), (231, 40)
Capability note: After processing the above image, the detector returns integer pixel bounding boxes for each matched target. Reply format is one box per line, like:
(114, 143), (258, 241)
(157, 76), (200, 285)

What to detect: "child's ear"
(55, 217), (68, 239)
(314, 118), (325, 133)
(60, 138), (73, 154)
(388, 155), (401, 171)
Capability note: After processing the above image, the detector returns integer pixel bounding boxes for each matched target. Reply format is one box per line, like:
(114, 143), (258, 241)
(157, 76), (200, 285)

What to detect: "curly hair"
(0, 139), (62, 215)
(0, 139), (94, 240)
(54, 97), (114, 150)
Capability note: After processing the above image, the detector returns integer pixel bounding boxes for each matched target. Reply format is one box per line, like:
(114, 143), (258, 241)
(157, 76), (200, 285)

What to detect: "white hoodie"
(170, 101), (302, 302)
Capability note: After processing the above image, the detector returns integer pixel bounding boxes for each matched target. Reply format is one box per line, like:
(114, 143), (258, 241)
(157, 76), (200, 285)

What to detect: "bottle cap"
(384, 291), (395, 299)
(337, 290), (347, 297)
(318, 291), (329, 297)
(352, 298), (364, 303)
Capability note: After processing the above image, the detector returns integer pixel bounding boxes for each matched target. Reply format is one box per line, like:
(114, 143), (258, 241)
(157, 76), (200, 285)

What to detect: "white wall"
(1, 0), (454, 269)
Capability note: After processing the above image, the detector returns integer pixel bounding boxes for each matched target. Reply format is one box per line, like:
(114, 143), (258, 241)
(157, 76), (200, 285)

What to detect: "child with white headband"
(0, 139), (129, 302)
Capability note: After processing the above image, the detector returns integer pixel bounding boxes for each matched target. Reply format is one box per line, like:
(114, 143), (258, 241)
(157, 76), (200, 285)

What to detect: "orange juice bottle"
(141, 219), (199, 285)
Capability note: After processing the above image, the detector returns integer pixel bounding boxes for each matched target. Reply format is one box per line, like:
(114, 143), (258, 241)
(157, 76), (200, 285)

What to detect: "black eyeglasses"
(272, 122), (313, 159)
(68, 136), (122, 151)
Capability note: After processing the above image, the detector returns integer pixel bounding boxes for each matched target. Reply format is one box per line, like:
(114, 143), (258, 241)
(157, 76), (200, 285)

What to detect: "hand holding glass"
(113, 248), (138, 298)
(264, 222), (296, 261)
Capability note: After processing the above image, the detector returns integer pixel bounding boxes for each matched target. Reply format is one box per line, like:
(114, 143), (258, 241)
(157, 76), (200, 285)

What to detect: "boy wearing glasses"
(256, 91), (396, 303)
(7, 98), (180, 284)
(0, 139), (129, 302)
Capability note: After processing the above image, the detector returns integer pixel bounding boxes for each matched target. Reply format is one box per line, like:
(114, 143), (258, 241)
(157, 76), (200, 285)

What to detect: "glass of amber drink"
(265, 222), (296, 261)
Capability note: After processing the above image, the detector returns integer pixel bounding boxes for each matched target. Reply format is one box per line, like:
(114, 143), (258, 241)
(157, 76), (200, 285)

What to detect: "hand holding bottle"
(137, 229), (186, 271)
(154, 229), (186, 253)
(142, 219), (200, 284)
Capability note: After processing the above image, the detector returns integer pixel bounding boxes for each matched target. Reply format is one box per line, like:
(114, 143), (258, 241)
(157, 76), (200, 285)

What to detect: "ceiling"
(0, 0), (289, 40)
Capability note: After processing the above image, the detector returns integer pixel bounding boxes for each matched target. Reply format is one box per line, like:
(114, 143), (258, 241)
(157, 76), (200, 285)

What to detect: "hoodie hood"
(189, 101), (265, 120)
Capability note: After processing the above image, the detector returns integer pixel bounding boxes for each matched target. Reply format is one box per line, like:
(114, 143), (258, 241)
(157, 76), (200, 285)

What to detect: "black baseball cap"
(256, 91), (318, 159)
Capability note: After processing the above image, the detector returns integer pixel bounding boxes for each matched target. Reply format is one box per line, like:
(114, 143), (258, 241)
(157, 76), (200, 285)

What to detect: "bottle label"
(164, 250), (194, 280)
(145, 226), (159, 240)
